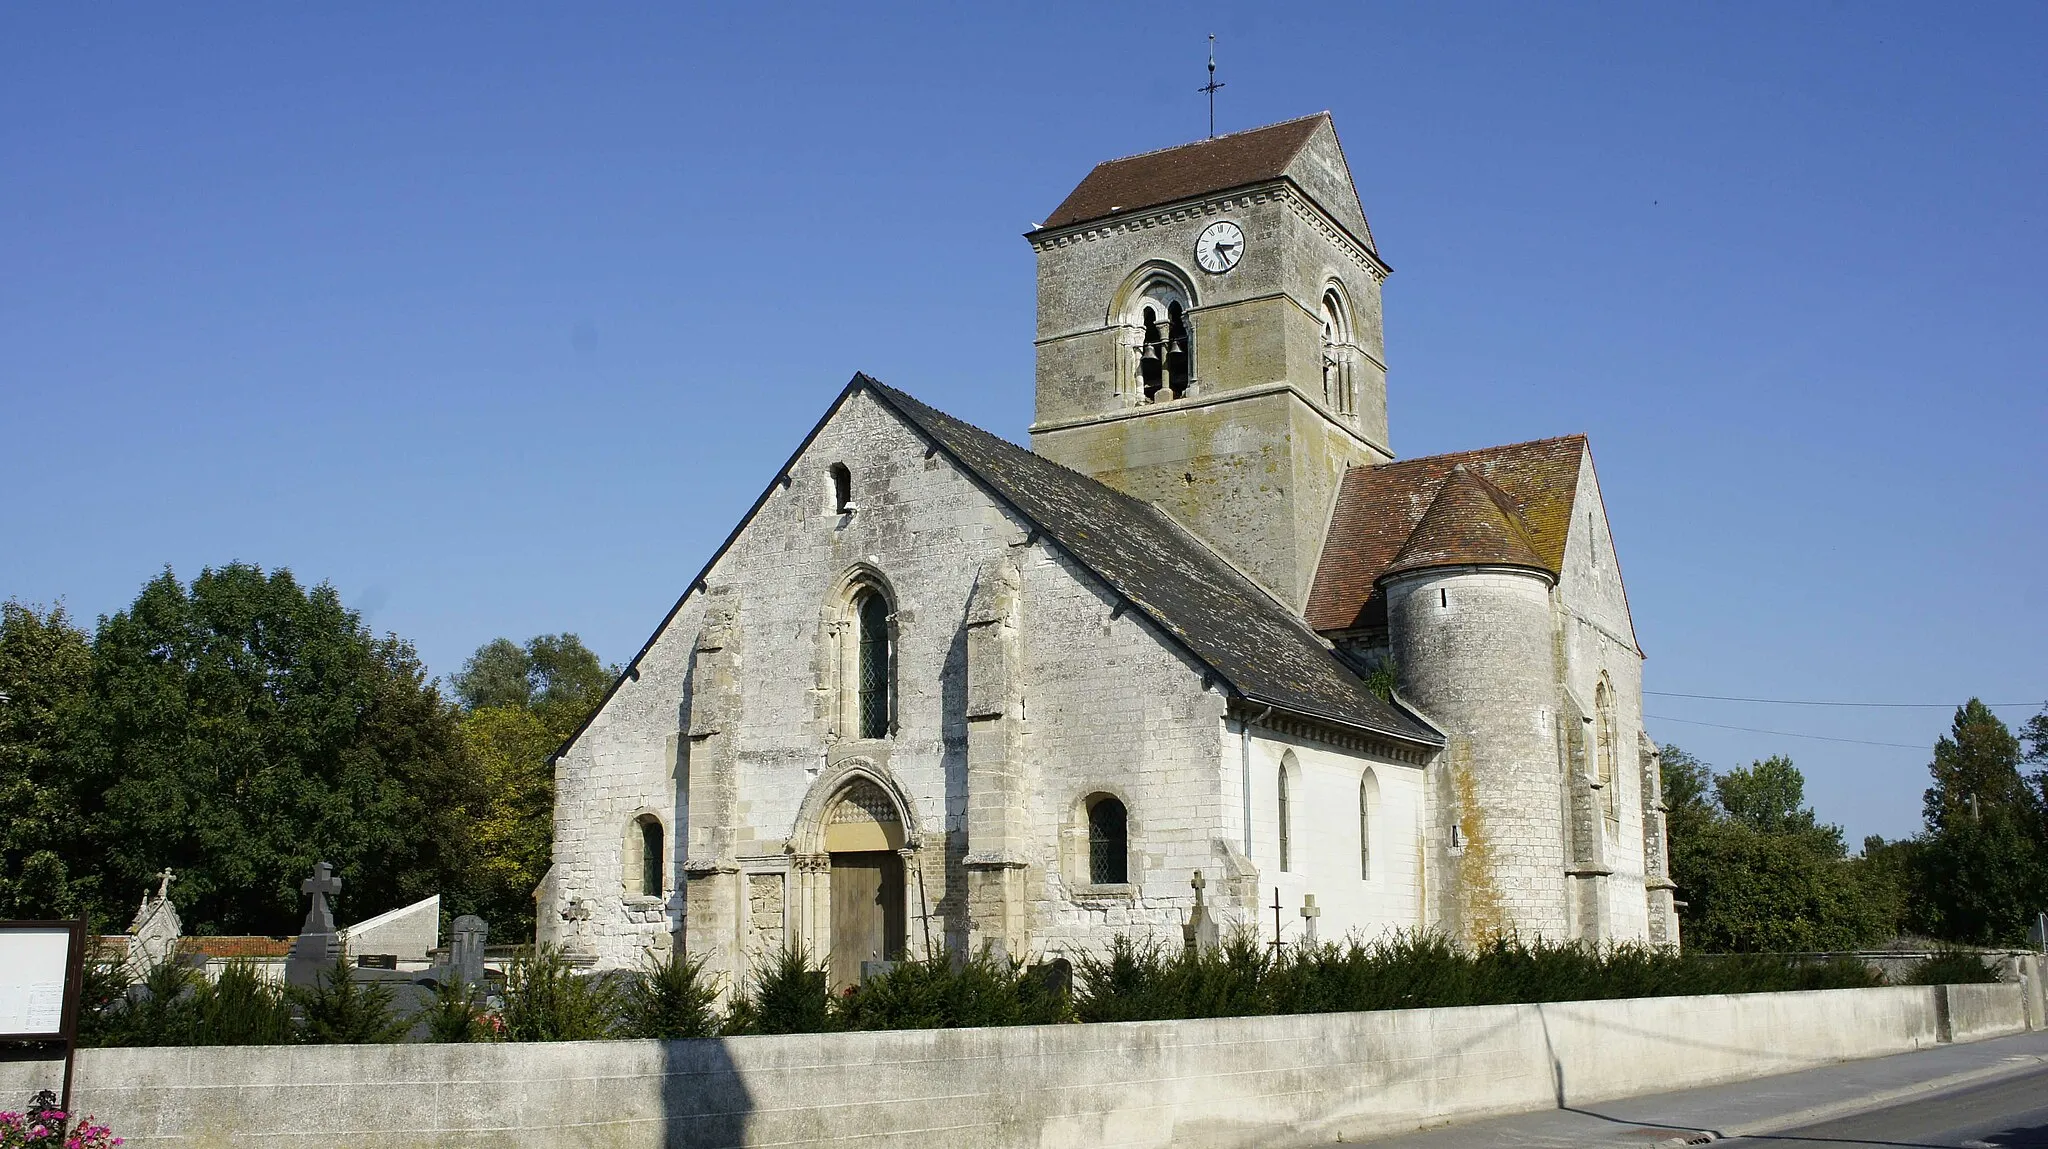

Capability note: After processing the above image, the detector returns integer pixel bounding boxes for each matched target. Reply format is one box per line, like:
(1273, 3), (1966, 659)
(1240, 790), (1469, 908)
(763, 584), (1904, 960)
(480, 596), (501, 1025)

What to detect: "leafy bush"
(1073, 932), (1882, 1023)
(722, 947), (834, 1036)
(293, 952), (407, 1044)
(619, 948), (720, 1040)
(104, 958), (202, 1046)
(500, 946), (622, 1041)
(422, 977), (498, 1043)
(194, 961), (296, 1045)
(836, 950), (1070, 1031)
(1903, 947), (1999, 985)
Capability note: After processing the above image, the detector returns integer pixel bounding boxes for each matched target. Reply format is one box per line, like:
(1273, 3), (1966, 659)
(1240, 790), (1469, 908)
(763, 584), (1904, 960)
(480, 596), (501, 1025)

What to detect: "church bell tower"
(1026, 113), (1393, 610)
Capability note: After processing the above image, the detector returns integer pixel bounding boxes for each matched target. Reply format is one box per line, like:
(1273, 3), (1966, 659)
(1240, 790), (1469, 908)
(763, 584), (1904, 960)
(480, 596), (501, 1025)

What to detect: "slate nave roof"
(866, 379), (1442, 748)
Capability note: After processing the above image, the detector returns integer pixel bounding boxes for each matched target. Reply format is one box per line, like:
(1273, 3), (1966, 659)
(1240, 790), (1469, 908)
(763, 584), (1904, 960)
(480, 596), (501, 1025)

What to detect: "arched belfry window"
(1123, 271), (1195, 404)
(1320, 287), (1355, 416)
(1277, 755), (1296, 873)
(1087, 795), (1128, 885)
(857, 591), (892, 739)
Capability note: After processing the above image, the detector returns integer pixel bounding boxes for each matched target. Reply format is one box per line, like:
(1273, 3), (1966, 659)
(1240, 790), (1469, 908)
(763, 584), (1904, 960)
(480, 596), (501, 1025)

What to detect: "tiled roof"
(1383, 465), (1550, 580)
(1039, 114), (1345, 234)
(180, 936), (293, 959)
(98, 935), (296, 960)
(1306, 436), (1587, 632)
(866, 379), (1441, 747)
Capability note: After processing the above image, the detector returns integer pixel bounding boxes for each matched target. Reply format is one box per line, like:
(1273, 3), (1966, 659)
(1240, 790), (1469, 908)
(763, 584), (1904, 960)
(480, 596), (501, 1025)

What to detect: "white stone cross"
(1300, 893), (1321, 945)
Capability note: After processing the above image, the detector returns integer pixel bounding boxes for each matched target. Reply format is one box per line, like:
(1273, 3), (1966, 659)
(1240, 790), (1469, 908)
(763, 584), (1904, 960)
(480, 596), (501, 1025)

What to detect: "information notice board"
(0, 920), (87, 1118)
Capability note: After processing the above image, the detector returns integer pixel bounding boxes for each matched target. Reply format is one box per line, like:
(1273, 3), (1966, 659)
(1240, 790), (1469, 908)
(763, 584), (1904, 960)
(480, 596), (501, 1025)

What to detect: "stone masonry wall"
(1555, 449), (1658, 942)
(545, 386), (1264, 973)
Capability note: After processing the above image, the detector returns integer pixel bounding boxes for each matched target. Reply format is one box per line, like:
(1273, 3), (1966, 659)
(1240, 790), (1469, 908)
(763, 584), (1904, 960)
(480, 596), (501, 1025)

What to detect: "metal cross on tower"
(1200, 34), (1225, 139)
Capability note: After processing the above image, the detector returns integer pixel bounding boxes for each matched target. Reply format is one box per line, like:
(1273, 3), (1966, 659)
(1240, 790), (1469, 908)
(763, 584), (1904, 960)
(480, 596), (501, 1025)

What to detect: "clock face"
(1195, 220), (1245, 274)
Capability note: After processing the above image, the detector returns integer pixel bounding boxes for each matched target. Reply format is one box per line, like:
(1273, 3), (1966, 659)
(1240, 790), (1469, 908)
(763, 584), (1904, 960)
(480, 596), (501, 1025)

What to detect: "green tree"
(1660, 744), (1892, 952)
(453, 704), (559, 941)
(66, 565), (476, 935)
(1908, 700), (2046, 944)
(0, 602), (95, 918)
(450, 633), (612, 736)
(445, 633), (613, 942)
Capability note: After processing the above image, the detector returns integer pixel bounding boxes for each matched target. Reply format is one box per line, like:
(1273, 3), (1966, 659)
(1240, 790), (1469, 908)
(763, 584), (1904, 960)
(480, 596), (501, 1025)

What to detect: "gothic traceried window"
(857, 591), (892, 739)
(1087, 795), (1128, 885)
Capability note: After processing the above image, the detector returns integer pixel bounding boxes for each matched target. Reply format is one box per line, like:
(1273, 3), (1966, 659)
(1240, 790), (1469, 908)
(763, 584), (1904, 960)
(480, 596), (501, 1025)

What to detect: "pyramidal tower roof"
(1035, 112), (1376, 250)
(1381, 465), (1552, 581)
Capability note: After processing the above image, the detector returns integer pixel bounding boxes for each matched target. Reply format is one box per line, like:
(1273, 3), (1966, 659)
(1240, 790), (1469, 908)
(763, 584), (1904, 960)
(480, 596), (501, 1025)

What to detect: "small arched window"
(1277, 757), (1295, 873)
(857, 591), (892, 739)
(829, 464), (854, 514)
(625, 813), (664, 897)
(1086, 795), (1128, 885)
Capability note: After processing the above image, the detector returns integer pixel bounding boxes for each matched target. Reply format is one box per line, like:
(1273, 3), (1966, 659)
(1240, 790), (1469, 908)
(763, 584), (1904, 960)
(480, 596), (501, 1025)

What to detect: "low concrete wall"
(0, 984), (2024, 1149)
(1943, 982), (2027, 1043)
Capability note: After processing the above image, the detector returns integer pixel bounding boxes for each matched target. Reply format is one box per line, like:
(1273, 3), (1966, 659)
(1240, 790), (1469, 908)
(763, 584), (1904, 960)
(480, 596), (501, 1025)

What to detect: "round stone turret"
(1381, 466), (1566, 941)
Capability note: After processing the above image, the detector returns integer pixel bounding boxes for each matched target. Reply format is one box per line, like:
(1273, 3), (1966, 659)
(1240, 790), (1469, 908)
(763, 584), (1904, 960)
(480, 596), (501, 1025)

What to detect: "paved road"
(1725, 1065), (2048, 1147)
(1361, 1031), (2048, 1149)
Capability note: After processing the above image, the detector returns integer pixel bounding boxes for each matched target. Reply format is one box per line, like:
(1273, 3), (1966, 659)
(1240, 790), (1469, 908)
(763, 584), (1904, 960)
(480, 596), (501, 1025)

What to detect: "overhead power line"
(1644, 713), (1929, 750)
(1646, 691), (2042, 710)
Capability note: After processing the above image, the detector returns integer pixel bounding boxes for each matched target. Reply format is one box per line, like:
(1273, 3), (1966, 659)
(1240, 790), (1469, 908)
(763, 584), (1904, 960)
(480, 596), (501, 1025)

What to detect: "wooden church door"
(829, 851), (904, 989)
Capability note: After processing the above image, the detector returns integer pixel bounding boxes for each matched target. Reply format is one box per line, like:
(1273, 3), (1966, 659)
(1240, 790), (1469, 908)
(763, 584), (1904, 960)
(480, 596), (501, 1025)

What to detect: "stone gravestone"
(450, 915), (488, 986)
(1300, 892), (1321, 946)
(124, 869), (183, 981)
(285, 861), (343, 987)
(1182, 870), (1220, 956)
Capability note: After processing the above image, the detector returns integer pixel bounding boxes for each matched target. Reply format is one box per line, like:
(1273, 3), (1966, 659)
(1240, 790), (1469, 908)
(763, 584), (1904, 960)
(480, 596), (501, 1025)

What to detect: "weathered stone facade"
(539, 113), (1677, 980)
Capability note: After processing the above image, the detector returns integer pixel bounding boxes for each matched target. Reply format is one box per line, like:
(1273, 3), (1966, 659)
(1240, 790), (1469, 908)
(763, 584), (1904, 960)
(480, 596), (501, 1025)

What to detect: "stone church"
(537, 113), (1679, 986)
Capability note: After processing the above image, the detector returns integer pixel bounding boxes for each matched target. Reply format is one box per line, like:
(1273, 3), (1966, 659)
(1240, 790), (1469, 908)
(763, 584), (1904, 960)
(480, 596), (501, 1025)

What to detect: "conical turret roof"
(1380, 465), (1552, 581)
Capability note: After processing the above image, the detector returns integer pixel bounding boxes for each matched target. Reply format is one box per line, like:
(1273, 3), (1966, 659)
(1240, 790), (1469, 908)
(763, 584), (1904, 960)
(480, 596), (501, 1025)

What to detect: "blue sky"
(3, 4), (2042, 844)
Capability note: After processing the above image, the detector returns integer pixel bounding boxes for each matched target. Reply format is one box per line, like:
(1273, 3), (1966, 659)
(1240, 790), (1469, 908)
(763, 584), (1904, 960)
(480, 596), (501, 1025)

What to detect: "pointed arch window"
(1595, 679), (1619, 830)
(857, 591), (892, 739)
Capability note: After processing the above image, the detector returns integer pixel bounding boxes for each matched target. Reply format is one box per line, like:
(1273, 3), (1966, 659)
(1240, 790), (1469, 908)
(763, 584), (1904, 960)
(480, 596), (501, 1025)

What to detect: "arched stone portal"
(789, 760), (922, 989)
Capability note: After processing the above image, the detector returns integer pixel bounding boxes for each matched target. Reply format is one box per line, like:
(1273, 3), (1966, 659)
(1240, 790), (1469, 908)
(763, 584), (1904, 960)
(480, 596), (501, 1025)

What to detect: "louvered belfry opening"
(1087, 796), (1128, 885)
(857, 591), (891, 739)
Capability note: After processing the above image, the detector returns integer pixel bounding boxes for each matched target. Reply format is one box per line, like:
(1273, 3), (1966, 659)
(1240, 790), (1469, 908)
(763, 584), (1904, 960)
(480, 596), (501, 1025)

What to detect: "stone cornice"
(1028, 379), (1393, 461)
(1236, 703), (1436, 766)
(1027, 181), (1390, 283)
